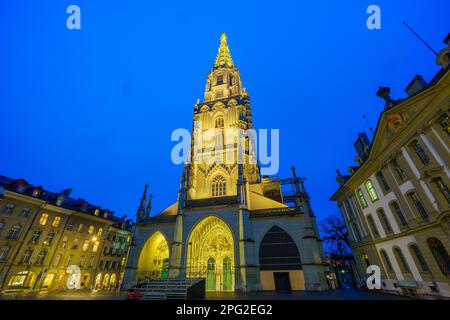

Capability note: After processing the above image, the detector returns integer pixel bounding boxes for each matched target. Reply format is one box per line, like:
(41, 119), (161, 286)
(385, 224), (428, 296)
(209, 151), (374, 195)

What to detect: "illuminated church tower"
(123, 34), (329, 294)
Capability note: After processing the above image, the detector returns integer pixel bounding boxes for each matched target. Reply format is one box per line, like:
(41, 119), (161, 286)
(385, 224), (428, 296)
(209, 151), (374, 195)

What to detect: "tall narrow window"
(351, 222), (361, 242)
(366, 214), (379, 238)
(380, 250), (394, 273)
(393, 247), (410, 273)
(30, 230), (42, 244)
(408, 192), (428, 220)
(22, 248), (33, 264)
(211, 175), (226, 197)
(389, 202), (408, 228)
(36, 249), (48, 265)
(409, 244), (430, 272)
(215, 116), (224, 129)
(357, 189), (368, 208)
(52, 216), (61, 228)
(365, 180), (378, 202)
(53, 254), (62, 267)
(376, 171), (390, 192)
(432, 177), (450, 205)
(39, 213), (49, 226)
(3, 203), (15, 215)
(438, 113), (449, 137)
(216, 73), (224, 85)
(9, 225), (21, 240)
(410, 141), (430, 165)
(377, 209), (393, 234)
(0, 246), (10, 261)
(427, 238), (450, 277)
(391, 159), (407, 182)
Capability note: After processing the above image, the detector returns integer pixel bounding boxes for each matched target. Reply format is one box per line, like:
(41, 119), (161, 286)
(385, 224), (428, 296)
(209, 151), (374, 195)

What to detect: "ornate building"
(0, 175), (133, 293)
(122, 34), (328, 293)
(331, 33), (450, 299)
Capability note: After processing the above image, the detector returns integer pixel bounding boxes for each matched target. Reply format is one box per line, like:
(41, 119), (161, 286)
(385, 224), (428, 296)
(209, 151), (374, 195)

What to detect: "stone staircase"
(132, 278), (205, 300)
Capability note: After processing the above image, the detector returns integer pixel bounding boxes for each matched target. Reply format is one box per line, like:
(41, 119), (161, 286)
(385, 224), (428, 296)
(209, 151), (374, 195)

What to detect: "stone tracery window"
(215, 116), (224, 129)
(212, 175), (226, 197)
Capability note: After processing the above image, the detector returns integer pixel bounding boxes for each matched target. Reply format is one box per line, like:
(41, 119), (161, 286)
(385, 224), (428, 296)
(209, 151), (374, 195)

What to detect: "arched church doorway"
(187, 215), (235, 292)
(259, 226), (304, 291)
(137, 231), (169, 282)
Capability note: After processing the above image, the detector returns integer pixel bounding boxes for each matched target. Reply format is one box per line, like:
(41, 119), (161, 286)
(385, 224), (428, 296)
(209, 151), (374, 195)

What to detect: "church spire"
(214, 33), (234, 68)
(136, 184), (148, 222)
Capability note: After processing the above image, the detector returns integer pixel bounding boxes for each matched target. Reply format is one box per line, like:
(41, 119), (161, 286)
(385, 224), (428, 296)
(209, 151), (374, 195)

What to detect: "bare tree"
(320, 213), (352, 257)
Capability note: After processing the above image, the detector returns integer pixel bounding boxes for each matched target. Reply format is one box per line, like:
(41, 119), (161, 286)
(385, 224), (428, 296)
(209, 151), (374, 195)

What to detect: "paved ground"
(206, 287), (412, 300)
(0, 287), (412, 300)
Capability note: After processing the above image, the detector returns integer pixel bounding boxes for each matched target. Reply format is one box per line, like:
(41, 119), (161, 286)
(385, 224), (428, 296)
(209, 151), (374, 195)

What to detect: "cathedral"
(122, 34), (328, 293)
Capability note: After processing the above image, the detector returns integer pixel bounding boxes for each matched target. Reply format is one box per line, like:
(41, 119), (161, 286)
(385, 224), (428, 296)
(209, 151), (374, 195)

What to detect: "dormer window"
(94, 208), (100, 216)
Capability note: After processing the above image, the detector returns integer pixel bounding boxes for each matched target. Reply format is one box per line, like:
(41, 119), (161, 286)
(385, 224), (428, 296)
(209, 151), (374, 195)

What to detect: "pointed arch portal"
(187, 216), (235, 292)
(137, 231), (169, 282)
(259, 226), (304, 291)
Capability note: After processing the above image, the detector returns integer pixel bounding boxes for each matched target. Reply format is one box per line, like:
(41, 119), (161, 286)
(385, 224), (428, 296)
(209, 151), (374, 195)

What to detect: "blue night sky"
(1, 1), (449, 222)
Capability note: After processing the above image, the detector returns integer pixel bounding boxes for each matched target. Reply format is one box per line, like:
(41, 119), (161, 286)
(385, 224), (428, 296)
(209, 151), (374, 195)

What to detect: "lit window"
(211, 175), (226, 197)
(92, 241), (99, 253)
(52, 216), (61, 228)
(94, 208), (100, 216)
(82, 240), (89, 251)
(61, 236), (68, 248)
(88, 225), (95, 236)
(97, 228), (103, 237)
(121, 257), (126, 266)
(77, 223), (84, 233)
(72, 238), (79, 249)
(356, 189), (368, 208)
(39, 213), (49, 226)
(365, 180), (378, 202)
(53, 254), (62, 267)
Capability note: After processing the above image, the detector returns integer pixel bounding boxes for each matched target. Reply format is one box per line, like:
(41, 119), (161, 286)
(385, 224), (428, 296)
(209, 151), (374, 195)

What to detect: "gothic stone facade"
(122, 34), (328, 293)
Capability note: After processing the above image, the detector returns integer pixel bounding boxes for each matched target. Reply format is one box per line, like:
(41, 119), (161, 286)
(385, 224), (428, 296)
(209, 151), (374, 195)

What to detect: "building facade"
(0, 175), (133, 293)
(122, 34), (329, 293)
(331, 34), (450, 299)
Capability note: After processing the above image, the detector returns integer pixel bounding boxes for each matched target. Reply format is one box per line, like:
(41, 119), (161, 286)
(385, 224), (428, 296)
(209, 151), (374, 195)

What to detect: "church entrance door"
(187, 216), (235, 292)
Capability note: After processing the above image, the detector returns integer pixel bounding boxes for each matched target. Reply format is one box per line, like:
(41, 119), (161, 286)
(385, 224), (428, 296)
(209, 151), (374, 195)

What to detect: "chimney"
(354, 132), (371, 162)
(437, 33), (450, 68)
(405, 75), (427, 97)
